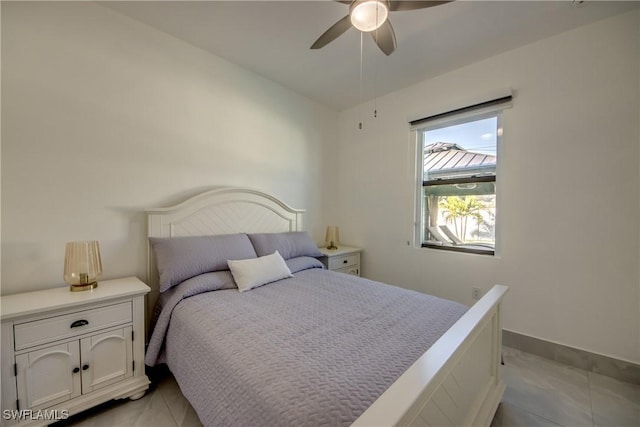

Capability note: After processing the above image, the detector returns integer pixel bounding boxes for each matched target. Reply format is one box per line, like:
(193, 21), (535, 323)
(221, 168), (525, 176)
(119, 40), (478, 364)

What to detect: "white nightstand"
(0, 277), (150, 427)
(318, 246), (362, 276)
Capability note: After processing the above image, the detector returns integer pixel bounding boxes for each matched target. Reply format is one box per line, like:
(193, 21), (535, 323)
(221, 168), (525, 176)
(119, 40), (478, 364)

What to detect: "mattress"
(146, 258), (467, 426)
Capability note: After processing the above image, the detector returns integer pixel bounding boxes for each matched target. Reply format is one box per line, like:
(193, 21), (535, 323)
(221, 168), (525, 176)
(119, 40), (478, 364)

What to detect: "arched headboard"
(146, 187), (305, 323)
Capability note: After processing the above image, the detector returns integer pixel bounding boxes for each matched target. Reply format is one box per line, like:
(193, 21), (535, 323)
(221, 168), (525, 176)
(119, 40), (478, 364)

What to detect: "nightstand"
(318, 246), (361, 276)
(0, 277), (150, 426)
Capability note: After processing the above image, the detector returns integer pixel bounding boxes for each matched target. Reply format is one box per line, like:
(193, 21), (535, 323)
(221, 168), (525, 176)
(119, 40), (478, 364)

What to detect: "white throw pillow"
(228, 250), (293, 292)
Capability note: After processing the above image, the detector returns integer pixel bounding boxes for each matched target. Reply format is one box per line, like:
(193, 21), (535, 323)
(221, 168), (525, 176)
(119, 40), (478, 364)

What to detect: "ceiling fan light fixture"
(350, 0), (389, 32)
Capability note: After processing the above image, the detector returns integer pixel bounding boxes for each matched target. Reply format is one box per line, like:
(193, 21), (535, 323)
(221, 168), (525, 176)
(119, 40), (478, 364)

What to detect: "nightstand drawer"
(328, 254), (359, 270)
(14, 302), (132, 350)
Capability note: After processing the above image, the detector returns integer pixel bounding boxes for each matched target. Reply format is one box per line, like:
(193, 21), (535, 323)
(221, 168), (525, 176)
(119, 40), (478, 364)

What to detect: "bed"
(145, 187), (508, 427)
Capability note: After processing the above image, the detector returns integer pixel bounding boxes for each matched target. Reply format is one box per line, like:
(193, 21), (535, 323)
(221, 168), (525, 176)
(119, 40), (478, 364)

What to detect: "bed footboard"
(353, 285), (508, 427)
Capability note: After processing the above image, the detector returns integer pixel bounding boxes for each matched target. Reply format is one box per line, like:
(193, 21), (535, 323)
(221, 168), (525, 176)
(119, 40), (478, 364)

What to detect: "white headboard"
(145, 187), (305, 323)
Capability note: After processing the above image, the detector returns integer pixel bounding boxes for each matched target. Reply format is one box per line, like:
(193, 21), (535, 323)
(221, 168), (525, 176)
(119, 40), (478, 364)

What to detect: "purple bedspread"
(146, 257), (467, 426)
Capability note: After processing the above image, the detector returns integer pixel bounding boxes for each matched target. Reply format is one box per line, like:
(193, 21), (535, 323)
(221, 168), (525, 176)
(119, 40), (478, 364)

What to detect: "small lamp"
(64, 241), (102, 292)
(325, 226), (340, 250)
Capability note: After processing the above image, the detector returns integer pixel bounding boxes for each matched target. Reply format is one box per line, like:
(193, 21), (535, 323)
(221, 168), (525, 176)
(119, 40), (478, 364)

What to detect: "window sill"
(421, 243), (495, 256)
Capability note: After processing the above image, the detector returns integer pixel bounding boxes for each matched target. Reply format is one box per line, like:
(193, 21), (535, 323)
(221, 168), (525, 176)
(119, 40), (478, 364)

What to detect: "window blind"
(409, 95), (512, 130)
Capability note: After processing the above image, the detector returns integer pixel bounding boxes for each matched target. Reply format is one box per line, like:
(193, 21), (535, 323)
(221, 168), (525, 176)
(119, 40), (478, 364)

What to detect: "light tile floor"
(492, 347), (639, 427)
(55, 346), (639, 427)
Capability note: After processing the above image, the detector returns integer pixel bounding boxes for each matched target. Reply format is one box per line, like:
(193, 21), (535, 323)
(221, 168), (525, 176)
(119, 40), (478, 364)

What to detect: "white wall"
(337, 10), (640, 364)
(1, 2), (338, 295)
(3, 2), (638, 365)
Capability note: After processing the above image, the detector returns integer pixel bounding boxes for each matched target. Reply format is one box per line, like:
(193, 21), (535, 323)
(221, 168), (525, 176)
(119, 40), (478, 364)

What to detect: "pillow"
(150, 234), (257, 293)
(248, 232), (323, 260)
(228, 250), (293, 292)
(285, 256), (325, 274)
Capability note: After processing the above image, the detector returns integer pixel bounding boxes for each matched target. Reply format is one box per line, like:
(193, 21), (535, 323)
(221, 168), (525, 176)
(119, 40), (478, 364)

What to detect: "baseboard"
(502, 329), (640, 385)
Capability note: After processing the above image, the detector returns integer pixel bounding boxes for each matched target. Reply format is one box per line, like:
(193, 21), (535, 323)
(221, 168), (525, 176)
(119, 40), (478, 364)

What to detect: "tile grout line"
(502, 332), (640, 386)
(155, 380), (182, 427)
(502, 400), (567, 427)
(586, 371), (596, 427)
(501, 347), (595, 427)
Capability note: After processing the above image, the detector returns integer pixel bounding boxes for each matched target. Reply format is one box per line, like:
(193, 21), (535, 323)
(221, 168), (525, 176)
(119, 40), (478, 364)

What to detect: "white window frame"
(412, 100), (509, 256)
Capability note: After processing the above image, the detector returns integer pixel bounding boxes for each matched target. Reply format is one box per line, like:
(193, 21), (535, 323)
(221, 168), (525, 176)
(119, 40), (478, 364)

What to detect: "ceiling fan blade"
(311, 15), (353, 49)
(371, 19), (396, 56)
(389, 1), (451, 12)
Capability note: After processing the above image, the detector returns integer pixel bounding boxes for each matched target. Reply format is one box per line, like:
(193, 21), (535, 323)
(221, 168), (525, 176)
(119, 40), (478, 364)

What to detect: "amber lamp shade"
(325, 226), (340, 250)
(64, 241), (102, 292)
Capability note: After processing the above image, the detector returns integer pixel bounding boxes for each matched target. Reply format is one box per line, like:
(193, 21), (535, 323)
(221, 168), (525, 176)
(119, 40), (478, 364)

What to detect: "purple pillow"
(150, 234), (257, 292)
(248, 232), (322, 260)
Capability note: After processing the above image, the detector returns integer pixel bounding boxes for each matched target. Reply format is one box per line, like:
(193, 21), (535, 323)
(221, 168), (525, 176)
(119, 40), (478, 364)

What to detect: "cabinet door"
(80, 326), (133, 393)
(346, 267), (360, 276)
(334, 266), (360, 276)
(16, 341), (81, 410)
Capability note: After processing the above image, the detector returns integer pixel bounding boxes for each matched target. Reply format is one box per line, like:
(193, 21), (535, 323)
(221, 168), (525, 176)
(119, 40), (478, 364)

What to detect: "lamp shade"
(325, 226), (340, 250)
(350, 0), (389, 32)
(64, 241), (102, 291)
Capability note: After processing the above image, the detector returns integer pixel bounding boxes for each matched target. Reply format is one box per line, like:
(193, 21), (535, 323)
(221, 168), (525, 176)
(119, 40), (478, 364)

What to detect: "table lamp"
(64, 241), (102, 291)
(325, 226), (340, 250)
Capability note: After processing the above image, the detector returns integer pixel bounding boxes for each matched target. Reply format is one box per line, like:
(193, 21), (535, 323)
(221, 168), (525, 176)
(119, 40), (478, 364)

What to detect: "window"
(412, 96), (510, 255)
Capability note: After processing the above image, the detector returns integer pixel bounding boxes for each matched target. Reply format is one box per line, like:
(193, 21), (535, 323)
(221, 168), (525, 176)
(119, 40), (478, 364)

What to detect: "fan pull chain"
(373, 2), (379, 119)
(373, 57), (378, 118)
(358, 31), (363, 130)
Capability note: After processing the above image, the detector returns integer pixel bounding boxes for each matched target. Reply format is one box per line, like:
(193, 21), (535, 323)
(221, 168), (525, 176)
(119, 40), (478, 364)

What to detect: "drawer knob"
(343, 260), (348, 264)
(73, 367), (80, 374)
(70, 319), (89, 328)
(82, 364), (89, 371)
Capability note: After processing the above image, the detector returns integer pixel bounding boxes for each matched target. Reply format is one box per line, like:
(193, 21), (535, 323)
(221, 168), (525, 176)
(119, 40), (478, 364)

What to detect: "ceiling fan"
(311, 0), (451, 56)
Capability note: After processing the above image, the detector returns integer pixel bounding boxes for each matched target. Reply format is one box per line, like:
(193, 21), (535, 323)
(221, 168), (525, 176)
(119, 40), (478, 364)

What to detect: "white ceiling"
(103, 1), (639, 110)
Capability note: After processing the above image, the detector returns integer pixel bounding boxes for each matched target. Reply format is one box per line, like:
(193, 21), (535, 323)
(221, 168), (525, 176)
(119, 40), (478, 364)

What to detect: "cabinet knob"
(73, 367), (80, 374)
(82, 364), (89, 371)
